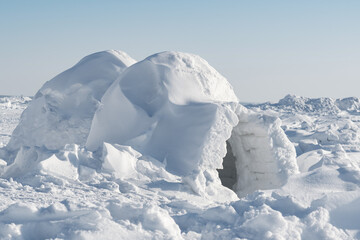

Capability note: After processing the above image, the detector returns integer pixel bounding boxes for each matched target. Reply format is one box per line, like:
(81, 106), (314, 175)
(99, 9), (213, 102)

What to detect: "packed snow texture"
(0, 51), (360, 239)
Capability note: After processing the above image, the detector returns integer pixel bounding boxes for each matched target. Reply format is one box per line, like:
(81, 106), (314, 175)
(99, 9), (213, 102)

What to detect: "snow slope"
(0, 52), (360, 239)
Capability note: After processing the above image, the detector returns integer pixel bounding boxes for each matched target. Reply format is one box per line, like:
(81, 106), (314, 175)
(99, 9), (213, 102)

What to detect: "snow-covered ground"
(1, 95), (360, 239)
(0, 51), (360, 239)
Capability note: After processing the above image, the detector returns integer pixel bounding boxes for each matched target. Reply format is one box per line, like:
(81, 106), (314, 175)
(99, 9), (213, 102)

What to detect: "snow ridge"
(248, 94), (360, 114)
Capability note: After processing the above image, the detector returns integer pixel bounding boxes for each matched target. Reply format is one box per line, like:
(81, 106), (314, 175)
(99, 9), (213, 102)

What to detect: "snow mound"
(6, 50), (136, 155)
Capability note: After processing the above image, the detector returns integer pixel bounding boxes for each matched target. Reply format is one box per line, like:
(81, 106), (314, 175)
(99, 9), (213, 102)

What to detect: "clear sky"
(1, 0), (359, 102)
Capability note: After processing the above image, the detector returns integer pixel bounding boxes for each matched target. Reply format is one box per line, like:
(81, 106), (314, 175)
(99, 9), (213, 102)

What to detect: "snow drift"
(2, 50), (298, 197)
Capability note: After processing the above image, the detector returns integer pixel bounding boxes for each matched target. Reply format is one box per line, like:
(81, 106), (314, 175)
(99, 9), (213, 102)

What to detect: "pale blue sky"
(1, 1), (359, 102)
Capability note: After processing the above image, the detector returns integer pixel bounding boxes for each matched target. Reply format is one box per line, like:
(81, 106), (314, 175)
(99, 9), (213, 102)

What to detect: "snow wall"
(2, 50), (298, 197)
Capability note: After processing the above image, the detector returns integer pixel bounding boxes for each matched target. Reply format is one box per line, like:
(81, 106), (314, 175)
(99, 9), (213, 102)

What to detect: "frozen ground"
(0, 51), (360, 239)
(1, 95), (360, 239)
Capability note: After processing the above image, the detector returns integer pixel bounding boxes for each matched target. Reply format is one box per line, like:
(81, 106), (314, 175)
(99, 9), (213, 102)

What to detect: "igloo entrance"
(216, 115), (298, 197)
(217, 141), (237, 190)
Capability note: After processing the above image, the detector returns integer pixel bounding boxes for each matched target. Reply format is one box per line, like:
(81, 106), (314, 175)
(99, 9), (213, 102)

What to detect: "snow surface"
(0, 51), (360, 239)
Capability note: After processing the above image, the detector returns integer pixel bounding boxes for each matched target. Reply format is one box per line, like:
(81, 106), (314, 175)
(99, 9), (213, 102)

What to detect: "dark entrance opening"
(217, 141), (237, 190)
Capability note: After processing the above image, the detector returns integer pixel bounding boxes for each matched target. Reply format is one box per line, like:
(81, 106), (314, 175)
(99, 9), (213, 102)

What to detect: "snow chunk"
(2, 147), (40, 179)
(142, 204), (182, 238)
(102, 143), (140, 179)
(0, 203), (38, 223)
(38, 154), (78, 181)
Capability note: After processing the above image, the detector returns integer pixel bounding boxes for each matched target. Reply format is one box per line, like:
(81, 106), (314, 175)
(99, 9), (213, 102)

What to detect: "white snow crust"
(0, 51), (359, 239)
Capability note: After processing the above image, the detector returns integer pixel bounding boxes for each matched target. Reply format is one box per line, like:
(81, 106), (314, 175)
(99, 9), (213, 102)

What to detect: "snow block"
(102, 143), (140, 179)
(38, 154), (79, 181)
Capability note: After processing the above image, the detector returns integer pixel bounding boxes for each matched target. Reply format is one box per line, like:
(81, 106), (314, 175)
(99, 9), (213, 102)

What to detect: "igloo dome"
(86, 52), (238, 176)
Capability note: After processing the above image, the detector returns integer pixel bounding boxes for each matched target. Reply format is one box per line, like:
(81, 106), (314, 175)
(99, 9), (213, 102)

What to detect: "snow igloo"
(2, 50), (298, 197)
